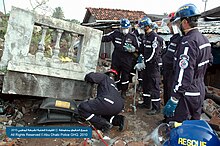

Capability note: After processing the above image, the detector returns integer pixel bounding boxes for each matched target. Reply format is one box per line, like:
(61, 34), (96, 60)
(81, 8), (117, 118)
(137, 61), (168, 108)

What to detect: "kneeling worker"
(78, 70), (127, 133)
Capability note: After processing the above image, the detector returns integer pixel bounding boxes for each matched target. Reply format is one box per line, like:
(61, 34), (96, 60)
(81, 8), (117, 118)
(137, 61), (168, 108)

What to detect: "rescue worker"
(162, 12), (182, 105)
(102, 18), (139, 99)
(163, 3), (213, 122)
(78, 70), (127, 133)
(135, 16), (163, 115)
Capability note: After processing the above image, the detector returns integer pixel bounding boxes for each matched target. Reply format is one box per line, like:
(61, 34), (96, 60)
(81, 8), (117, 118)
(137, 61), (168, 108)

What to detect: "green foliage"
(65, 19), (81, 24)
(52, 7), (65, 20)
(0, 15), (9, 39)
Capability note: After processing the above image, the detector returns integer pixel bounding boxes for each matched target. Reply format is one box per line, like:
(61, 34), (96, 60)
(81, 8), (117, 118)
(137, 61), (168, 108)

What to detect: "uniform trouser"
(142, 63), (161, 111)
(111, 63), (132, 92)
(78, 98), (123, 129)
(167, 79), (205, 123)
(162, 68), (174, 105)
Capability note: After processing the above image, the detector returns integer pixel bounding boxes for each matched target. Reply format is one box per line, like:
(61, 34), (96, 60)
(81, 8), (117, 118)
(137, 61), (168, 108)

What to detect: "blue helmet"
(164, 120), (220, 146)
(120, 18), (131, 28)
(139, 16), (152, 28)
(175, 3), (200, 21)
(152, 22), (158, 30)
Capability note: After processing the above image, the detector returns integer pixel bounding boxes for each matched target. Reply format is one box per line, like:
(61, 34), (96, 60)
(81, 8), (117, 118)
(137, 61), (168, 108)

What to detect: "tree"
(163, 12), (168, 16)
(29, 0), (50, 13)
(52, 7), (65, 20)
(65, 19), (80, 24)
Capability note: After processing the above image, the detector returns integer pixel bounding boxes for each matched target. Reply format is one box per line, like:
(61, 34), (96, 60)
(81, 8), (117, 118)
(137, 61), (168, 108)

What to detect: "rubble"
(203, 98), (220, 131)
(0, 64), (219, 145)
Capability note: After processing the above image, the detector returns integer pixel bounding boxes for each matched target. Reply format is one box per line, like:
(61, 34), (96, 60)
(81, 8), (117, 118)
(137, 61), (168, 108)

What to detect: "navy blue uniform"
(140, 31), (163, 111)
(170, 29), (213, 122)
(162, 34), (182, 105)
(102, 30), (139, 92)
(78, 72), (124, 129)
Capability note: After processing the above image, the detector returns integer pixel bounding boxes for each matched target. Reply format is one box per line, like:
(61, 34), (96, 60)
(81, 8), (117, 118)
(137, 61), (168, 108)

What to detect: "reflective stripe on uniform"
(199, 43), (211, 50)
(130, 72), (136, 76)
(111, 83), (118, 91)
(86, 114), (94, 121)
(185, 92), (200, 96)
(168, 48), (175, 52)
(104, 98), (114, 104)
(115, 79), (120, 83)
(175, 47), (189, 91)
(115, 38), (122, 41)
(170, 42), (177, 46)
(110, 116), (115, 124)
(158, 63), (163, 66)
(151, 98), (161, 102)
(198, 60), (209, 67)
(144, 45), (151, 48)
(143, 94), (151, 97)
(115, 40), (121, 44)
(121, 81), (129, 85)
(146, 37), (157, 62)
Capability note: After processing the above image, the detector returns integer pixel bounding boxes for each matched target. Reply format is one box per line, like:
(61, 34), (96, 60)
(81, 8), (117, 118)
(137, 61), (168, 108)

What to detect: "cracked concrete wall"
(1, 7), (103, 100)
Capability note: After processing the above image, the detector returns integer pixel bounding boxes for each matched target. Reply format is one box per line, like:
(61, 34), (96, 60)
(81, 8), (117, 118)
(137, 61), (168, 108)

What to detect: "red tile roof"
(83, 7), (147, 22)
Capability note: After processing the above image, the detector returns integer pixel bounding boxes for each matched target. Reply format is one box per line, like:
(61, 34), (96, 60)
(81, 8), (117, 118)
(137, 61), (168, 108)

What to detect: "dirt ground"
(0, 83), (165, 146)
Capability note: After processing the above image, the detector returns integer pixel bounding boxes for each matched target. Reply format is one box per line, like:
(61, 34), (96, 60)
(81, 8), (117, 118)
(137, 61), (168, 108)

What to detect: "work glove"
(124, 43), (136, 52)
(163, 97), (179, 117)
(134, 54), (145, 71)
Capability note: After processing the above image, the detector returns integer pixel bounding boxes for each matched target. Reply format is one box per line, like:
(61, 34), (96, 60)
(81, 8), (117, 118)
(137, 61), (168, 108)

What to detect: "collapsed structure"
(0, 7), (103, 100)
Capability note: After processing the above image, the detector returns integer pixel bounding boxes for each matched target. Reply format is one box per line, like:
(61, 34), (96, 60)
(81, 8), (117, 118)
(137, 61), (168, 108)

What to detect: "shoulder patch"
(179, 59), (188, 69)
(152, 40), (158, 48)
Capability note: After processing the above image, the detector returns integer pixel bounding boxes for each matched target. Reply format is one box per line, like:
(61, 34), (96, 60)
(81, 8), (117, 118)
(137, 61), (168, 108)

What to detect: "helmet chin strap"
(171, 25), (180, 35)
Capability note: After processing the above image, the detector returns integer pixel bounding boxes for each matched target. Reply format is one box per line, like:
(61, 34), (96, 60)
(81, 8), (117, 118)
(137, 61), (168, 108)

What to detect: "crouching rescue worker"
(78, 70), (127, 133)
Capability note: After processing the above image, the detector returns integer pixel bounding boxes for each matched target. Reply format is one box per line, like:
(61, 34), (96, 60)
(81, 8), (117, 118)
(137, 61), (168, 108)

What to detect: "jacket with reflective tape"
(171, 29), (213, 98)
(140, 31), (163, 64)
(102, 30), (139, 65)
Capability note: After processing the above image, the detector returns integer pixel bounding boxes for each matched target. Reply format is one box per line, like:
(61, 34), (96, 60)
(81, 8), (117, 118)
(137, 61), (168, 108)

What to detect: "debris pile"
(0, 97), (42, 145)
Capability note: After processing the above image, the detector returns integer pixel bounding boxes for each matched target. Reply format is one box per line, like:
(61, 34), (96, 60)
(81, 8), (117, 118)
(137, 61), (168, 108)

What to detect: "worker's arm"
(84, 72), (106, 84)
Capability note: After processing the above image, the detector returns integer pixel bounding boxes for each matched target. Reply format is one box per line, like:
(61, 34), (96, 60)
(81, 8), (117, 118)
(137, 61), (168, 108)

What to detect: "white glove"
(124, 43), (136, 52)
(134, 62), (145, 71)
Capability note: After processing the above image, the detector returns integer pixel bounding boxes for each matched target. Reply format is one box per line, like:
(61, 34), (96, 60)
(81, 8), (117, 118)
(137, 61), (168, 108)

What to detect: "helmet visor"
(143, 123), (170, 145)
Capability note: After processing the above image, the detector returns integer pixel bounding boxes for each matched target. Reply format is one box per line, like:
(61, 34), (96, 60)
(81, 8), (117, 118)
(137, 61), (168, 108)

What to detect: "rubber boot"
(146, 100), (160, 115)
(112, 115), (128, 131)
(121, 91), (127, 99)
(137, 98), (152, 109)
(92, 118), (113, 133)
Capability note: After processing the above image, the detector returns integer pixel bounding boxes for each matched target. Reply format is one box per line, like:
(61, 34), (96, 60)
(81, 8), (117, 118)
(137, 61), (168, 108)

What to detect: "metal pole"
(3, 0), (6, 15)
(203, 0), (208, 12)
